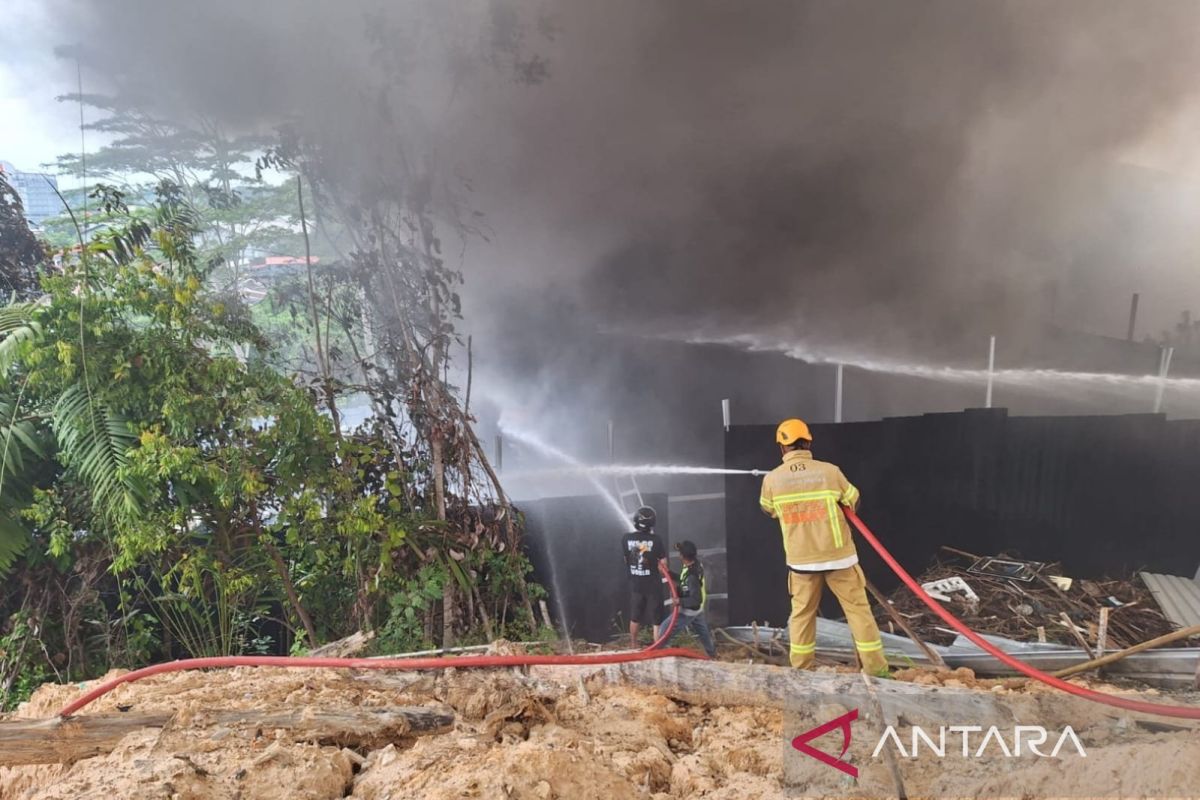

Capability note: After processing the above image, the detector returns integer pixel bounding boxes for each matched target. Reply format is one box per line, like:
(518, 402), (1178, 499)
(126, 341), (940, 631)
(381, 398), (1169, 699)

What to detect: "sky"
(0, 0), (106, 181)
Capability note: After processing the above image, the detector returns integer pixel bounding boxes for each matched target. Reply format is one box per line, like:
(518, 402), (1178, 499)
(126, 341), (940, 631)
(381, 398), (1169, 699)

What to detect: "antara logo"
(791, 709), (859, 778)
(873, 724), (1087, 759)
(791, 709), (1086, 775)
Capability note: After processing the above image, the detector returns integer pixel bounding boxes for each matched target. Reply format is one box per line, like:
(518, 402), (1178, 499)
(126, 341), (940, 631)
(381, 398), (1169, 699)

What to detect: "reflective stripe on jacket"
(678, 563), (707, 612)
(759, 450), (860, 567)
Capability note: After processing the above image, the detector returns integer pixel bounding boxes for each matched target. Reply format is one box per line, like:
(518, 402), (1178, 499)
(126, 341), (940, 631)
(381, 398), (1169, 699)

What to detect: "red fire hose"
(58, 561), (697, 718)
(57, 515), (1200, 721)
(843, 507), (1200, 720)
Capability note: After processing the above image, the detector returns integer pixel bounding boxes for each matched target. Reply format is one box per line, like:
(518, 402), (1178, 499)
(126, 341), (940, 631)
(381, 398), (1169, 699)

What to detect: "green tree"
(0, 182), (537, 683)
(49, 92), (318, 277)
(0, 173), (45, 299)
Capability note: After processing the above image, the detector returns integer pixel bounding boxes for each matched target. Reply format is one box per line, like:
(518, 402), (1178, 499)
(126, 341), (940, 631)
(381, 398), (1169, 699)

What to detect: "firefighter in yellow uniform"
(759, 418), (890, 677)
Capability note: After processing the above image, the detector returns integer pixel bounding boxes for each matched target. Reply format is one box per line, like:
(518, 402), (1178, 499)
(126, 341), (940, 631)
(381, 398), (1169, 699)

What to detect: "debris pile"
(875, 551), (1183, 650)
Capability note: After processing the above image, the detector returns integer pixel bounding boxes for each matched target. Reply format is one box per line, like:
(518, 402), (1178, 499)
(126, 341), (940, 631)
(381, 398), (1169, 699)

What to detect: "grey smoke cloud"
(39, 0), (1200, 448)
(47, 1), (1200, 340)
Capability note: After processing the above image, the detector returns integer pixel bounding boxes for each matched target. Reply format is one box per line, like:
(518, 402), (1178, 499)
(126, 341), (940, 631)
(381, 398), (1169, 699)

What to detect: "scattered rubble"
(876, 551), (1188, 650)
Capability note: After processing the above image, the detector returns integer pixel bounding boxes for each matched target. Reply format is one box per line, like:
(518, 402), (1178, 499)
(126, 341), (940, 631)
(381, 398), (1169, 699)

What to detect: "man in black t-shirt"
(622, 505), (665, 648)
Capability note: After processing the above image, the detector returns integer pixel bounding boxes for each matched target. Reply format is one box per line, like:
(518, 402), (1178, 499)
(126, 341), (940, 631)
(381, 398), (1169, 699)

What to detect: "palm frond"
(0, 394), (49, 580)
(0, 505), (30, 578)
(0, 398), (49, 478)
(53, 384), (149, 523)
(0, 301), (43, 378)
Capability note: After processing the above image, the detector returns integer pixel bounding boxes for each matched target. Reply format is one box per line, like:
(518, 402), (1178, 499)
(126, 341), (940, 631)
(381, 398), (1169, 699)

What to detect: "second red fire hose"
(58, 559), (695, 717)
(58, 513), (1200, 720)
(844, 506), (1200, 720)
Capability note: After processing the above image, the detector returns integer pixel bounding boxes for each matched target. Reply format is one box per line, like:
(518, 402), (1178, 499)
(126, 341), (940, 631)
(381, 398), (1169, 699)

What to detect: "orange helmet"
(776, 418), (812, 446)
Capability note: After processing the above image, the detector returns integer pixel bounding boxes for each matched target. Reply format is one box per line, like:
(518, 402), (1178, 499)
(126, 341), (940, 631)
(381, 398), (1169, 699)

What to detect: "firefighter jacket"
(759, 450), (861, 568)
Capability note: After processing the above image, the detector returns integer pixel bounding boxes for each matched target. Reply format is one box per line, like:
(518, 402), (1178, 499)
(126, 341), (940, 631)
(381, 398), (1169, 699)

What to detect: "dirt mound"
(3, 663), (1198, 799)
(0, 667), (786, 800)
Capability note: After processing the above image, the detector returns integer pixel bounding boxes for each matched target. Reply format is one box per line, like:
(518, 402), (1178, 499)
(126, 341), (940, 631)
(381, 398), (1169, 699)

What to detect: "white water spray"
(663, 331), (1200, 396)
(505, 463), (764, 480)
(497, 424), (631, 529)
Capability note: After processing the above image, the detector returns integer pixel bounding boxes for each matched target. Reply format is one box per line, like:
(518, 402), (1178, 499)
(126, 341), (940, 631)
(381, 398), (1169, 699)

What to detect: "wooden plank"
(0, 706), (454, 767)
(1096, 607), (1110, 656)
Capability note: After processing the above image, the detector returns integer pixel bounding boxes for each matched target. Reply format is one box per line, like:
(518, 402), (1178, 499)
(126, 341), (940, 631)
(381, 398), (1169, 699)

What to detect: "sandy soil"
(2, 660), (1198, 799)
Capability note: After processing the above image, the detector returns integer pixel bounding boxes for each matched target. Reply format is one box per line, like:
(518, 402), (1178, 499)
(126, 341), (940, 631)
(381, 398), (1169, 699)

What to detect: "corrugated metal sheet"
(1140, 571), (1200, 628)
(724, 623), (1200, 688)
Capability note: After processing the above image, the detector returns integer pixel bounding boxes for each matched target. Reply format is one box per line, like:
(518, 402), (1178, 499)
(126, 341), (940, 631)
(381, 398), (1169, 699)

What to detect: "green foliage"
(3, 117), (542, 694)
(52, 385), (147, 524)
(377, 564), (446, 653)
(0, 302), (43, 375)
(0, 173), (45, 299)
(0, 396), (51, 575)
(150, 551), (272, 658)
(0, 608), (49, 711)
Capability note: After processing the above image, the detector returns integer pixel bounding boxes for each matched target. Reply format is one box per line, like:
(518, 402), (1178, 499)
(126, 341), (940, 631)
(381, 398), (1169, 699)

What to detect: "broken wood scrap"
(876, 558), (1177, 650)
(0, 706), (455, 768)
(938, 545), (982, 561)
(865, 577), (947, 670)
(1059, 612), (1095, 658)
(716, 628), (788, 666)
(1096, 607), (1110, 655)
(1050, 623), (1200, 679)
(308, 629), (376, 658)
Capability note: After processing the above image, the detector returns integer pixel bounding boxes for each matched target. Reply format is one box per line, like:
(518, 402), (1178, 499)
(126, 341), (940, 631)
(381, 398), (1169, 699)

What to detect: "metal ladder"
(609, 420), (645, 519)
(614, 472), (645, 518)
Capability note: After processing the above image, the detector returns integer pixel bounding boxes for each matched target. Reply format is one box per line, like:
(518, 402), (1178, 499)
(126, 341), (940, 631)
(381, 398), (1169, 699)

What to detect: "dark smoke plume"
(39, 1), (1200, 459)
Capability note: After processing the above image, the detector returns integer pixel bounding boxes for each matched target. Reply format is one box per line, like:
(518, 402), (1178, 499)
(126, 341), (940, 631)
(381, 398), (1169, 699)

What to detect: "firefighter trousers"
(787, 564), (889, 676)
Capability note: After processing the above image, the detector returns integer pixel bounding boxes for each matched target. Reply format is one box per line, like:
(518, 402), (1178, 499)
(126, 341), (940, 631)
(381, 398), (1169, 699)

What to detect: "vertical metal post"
(1127, 293), (1140, 341)
(721, 398), (731, 432)
(1154, 346), (1174, 413)
(985, 336), (996, 409)
(494, 434), (503, 471)
(607, 419), (615, 462)
(834, 363), (844, 423)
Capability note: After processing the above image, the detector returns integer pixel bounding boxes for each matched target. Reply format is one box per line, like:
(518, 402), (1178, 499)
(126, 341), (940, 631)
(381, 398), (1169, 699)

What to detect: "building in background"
(0, 161), (63, 226)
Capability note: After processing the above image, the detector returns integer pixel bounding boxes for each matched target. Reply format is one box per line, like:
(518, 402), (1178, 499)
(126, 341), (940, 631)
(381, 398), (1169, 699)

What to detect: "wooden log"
(0, 706), (454, 767)
(530, 656), (1016, 725)
(308, 629), (376, 658)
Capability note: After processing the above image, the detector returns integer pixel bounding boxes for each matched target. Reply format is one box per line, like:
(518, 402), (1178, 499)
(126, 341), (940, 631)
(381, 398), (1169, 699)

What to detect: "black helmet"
(632, 506), (656, 532)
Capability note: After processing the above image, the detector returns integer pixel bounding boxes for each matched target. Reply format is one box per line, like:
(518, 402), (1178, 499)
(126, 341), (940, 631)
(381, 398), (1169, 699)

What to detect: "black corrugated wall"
(724, 410), (1200, 627)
